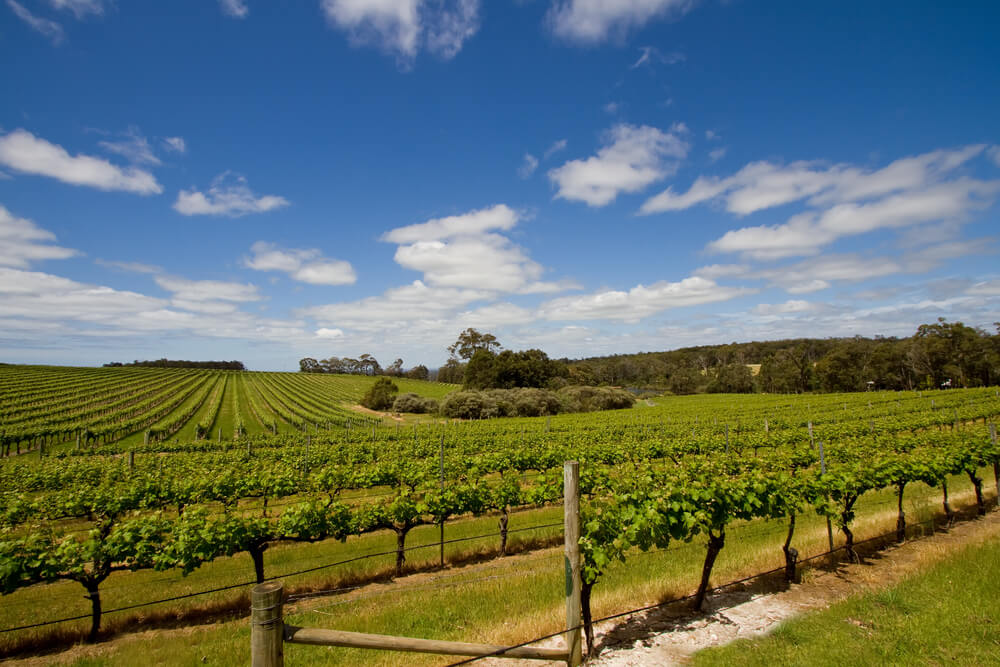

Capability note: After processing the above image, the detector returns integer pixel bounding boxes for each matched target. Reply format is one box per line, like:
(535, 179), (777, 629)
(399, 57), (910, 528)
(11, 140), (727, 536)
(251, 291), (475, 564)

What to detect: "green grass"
(692, 532), (1000, 666)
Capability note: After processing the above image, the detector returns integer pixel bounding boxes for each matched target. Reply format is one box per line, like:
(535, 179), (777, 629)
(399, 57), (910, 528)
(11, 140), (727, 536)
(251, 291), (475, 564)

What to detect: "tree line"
(566, 319), (1000, 394)
(103, 359), (246, 370)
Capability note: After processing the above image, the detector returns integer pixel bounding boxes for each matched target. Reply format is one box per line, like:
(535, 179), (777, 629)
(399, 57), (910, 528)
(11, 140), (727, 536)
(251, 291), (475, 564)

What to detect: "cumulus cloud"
(380, 205), (569, 293)
(547, 0), (696, 43)
(382, 204), (519, 244)
(0, 204), (77, 268)
(708, 147), (726, 163)
(0, 129), (162, 194)
(539, 276), (754, 321)
(219, 0), (248, 18)
(549, 123), (690, 207)
(7, 0), (64, 44)
(173, 172), (288, 217)
(320, 0), (479, 64)
(245, 241), (357, 286)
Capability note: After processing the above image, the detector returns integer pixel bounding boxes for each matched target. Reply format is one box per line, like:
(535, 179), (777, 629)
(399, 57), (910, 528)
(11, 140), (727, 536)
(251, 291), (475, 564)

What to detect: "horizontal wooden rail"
(284, 625), (569, 661)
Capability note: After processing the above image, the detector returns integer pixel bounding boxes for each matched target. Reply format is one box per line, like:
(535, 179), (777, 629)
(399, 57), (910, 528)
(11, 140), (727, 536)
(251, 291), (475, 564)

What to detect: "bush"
(360, 377), (398, 410)
(558, 386), (635, 412)
(440, 391), (499, 419)
(392, 393), (438, 413)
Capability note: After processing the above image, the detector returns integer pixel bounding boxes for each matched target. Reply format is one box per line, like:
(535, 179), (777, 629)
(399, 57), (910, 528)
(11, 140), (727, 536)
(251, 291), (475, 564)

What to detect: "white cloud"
(518, 153), (539, 179)
(0, 129), (162, 194)
(47, 0), (103, 18)
(0, 267), (312, 344)
(967, 279), (1000, 297)
(173, 172), (289, 217)
(708, 147), (726, 163)
(642, 145), (988, 216)
(989, 146), (1000, 167)
(245, 241), (357, 286)
(302, 280), (491, 331)
(603, 101), (621, 115)
(693, 263), (749, 279)
(320, 0), (479, 63)
(98, 127), (161, 166)
(381, 204), (519, 243)
(162, 137), (186, 154)
(393, 234), (549, 292)
(96, 259), (162, 274)
(0, 204), (77, 268)
(219, 0), (248, 18)
(753, 300), (815, 316)
(7, 0), (64, 44)
(380, 205), (568, 293)
(0, 267), (166, 322)
(547, 0), (695, 43)
(539, 276), (753, 322)
(630, 46), (684, 68)
(544, 139), (568, 159)
(316, 327), (345, 339)
(707, 179), (998, 260)
(155, 276), (261, 305)
(549, 123), (690, 207)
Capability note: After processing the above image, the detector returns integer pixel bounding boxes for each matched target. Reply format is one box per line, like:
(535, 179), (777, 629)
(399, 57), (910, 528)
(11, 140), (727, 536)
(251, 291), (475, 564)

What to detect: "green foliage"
(391, 393), (439, 413)
(360, 377), (399, 410)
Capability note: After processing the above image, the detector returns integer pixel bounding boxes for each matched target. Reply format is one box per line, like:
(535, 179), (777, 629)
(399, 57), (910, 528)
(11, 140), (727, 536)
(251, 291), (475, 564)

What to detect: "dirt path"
(585, 510), (1000, 666)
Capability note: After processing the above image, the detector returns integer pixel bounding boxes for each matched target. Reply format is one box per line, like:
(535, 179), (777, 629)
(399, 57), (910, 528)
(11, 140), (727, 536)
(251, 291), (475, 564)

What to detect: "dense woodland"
(566, 319), (1000, 394)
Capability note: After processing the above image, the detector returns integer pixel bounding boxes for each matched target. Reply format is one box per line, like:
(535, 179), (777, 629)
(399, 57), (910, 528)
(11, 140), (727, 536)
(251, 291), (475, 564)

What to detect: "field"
(1, 365), (999, 665)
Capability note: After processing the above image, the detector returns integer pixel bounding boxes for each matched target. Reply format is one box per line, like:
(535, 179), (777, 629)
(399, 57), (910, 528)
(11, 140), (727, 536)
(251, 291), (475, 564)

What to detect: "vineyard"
(0, 365), (999, 664)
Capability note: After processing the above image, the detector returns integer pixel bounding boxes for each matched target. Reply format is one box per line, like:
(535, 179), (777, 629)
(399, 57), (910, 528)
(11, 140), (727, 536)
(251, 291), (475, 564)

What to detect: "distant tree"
(299, 358), (322, 373)
(358, 353), (381, 376)
(384, 358), (404, 376)
(448, 328), (502, 360)
(707, 363), (754, 394)
(437, 358), (466, 384)
(360, 377), (398, 410)
(405, 364), (429, 380)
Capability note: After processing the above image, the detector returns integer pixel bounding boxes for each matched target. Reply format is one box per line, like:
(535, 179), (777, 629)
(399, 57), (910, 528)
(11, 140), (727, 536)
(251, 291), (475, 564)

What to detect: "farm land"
(1, 364), (998, 665)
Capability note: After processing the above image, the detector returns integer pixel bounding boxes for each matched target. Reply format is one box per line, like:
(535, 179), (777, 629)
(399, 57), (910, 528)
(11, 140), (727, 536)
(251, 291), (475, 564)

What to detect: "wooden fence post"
(251, 581), (284, 667)
(990, 422), (998, 508)
(818, 442), (834, 552)
(563, 461), (582, 667)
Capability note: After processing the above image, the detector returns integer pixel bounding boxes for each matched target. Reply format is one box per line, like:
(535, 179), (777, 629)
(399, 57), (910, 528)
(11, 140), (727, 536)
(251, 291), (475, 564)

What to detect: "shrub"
(392, 393), (438, 414)
(440, 391), (499, 419)
(360, 377), (398, 410)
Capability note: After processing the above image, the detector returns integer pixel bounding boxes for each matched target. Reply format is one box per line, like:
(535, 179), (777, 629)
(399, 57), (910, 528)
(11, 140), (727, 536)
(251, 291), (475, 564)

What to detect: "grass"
(9, 472), (994, 666)
(692, 529), (1000, 666)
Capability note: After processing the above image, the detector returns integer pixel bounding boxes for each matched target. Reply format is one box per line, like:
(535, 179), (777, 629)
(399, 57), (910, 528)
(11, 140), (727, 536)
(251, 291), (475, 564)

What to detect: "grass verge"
(692, 528), (1000, 666)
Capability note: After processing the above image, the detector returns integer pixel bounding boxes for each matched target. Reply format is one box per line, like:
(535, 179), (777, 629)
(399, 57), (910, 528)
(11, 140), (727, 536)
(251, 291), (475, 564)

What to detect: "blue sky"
(1, 0), (999, 371)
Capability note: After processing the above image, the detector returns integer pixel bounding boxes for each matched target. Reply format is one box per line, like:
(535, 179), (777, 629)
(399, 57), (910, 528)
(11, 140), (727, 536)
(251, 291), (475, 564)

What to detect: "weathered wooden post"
(818, 442), (834, 552)
(990, 423), (998, 508)
(129, 450), (135, 470)
(439, 435), (445, 568)
(563, 461), (582, 666)
(251, 581), (284, 667)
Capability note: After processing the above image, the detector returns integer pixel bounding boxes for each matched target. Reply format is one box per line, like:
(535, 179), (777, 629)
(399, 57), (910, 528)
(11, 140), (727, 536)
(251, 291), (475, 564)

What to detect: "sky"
(1, 0), (999, 371)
